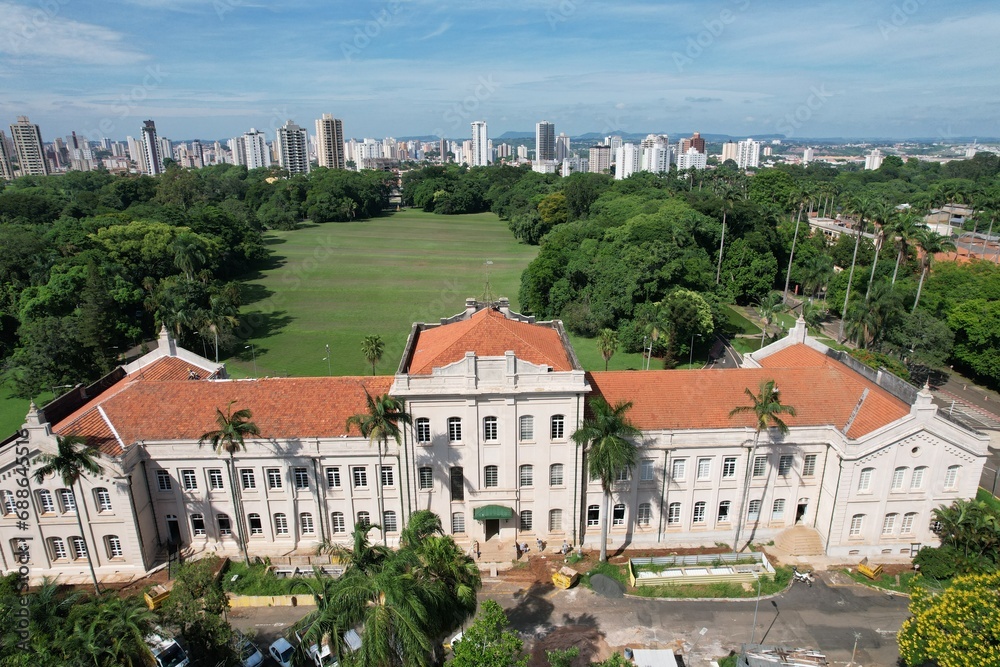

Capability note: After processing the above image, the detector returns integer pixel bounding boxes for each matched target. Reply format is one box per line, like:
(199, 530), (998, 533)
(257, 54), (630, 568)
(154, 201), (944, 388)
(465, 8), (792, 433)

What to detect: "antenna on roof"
(482, 260), (494, 305)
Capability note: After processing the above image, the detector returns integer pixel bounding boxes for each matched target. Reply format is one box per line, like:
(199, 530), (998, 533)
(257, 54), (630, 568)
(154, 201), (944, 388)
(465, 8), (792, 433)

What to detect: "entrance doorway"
(166, 515), (181, 546)
(795, 501), (808, 524)
(484, 519), (500, 541)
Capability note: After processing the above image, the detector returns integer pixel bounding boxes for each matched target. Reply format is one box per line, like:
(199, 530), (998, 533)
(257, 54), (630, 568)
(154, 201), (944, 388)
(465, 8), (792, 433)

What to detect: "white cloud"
(420, 21), (451, 40)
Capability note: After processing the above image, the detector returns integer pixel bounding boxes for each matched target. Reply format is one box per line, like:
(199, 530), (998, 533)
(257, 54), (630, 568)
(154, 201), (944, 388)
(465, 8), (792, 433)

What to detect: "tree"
(572, 398), (640, 562)
(782, 188), (810, 303)
(33, 435), (104, 593)
(865, 200), (896, 300)
(159, 555), (235, 666)
(728, 379), (796, 552)
(715, 182), (740, 285)
(799, 253), (834, 298)
(361, 334), (384, 375)
(198, 400), (260, 562)
(838, 195), (873, 340)
(755, 292), (783, 346)
(912, 229), (957, 313)
(897, 571), (1000, 667)
(346, 392), (412, 545)
(450, 600), (527, 667)
(597, 328), (619, 371)
(890, 210), (924, 286)
(74, 594), (157, 667)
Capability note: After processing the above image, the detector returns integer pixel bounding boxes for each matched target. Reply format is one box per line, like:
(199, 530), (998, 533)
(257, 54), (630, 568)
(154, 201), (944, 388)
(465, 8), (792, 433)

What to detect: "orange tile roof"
(133, 356), (221, 381)
(589, 345), (910, 438)
(407, 308), (573, 374)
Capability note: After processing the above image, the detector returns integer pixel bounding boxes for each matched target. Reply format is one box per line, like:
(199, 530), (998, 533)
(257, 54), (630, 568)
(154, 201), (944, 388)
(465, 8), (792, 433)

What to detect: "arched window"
(693, 501), (706, 523)
(94, 488), (112, 513)
(717, 500), (731, 522)
(549, 509), (563, 531)
(49, 537), (67, 560)
(911, 466), (927, 490)
(550, 415), (565, 440)
(612, 504), (626, 526)
(857, 468), (874, 493)
(415, 418), (431, 444)
(772, 499), (786, 520)
(106, 535), (123, 559)
(849, 514), (865, 537)
(667, 502), (681, 525)
(274, 513), (289, 536)
(484, 465), (499, 488)
(447, 417), (462, 442)
(217, 514), (232, 536)
(747, 500), (761, 521)
(483, 416), (498, 442)
(37, 489), (55, 514)
(190, 513), (206, 536)
(1, 490), (15, 515)
(891, 467), (908, 491)
(383, 511), (398, 533)
(549, 463), (564, 486)
(58, 488), (76, 513)
(10, 539), (30, 564)
(882, 513), (898, 535)
(637, 503), (652, 526)
(247, 513), (263, 535)
(519, 465), (533, 487)
(300, 513), (315, 535)
(69, 536), (87, 560)
(331, 512), (346, 533)
(357, 511), (370, 527)
(944, 465), (961, 490)
(520, 510), (533, 531)
(519, 415), (534, 441)
(587, 505), (600, 526)
(452, 512), (465, 534)
(900, 512), (917, 535)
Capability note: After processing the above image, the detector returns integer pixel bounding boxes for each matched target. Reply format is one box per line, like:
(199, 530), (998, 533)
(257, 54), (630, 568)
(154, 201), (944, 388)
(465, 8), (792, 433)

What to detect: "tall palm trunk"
(913, 264), (929, 313)
(227, 456), (250, 562)
(865, 232), (883, 301)
(891, 247), (903, 285)
(838, 220), (865, 340)
(782, 206), (803, 304)
(75, 481), (101, 593)
(733, 433), (760, 553)
(716, 210), (727, 284)
(600, 485), (611, 563)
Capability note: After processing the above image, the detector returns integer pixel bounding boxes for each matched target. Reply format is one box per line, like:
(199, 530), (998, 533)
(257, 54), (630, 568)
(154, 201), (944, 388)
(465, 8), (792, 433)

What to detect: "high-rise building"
(554, 133), (571, 161)
(865, 148), (883, 170)
(10, 116), (49, 176)
(689, 131), (706, 154)
(605, 135), (623, 159)
(676, 146), (707, 171)
(470, 121), (490, 167)
(736, 138), (761, 170)
(139, 120), (163, 175)
(242, 129), (271, 170)
(802, 147), (815, 165)
(614, 143), (642, 180)
(721, 141), (739, 163)
(535, 121), (555, 161)
(315, 114), (346, 170)
(588, 145), (611, 173)
(275, 120), (310, 175)
(0, 131), (14, 180)
(159, 137), (173, 165)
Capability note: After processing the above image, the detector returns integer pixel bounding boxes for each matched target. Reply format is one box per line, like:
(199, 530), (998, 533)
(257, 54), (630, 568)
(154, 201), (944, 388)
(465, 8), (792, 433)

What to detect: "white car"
(146, 633), (190, 667)
(269, 637), (295, 667)
(305, 629), (363, 667)
(232, 631), (264, 667)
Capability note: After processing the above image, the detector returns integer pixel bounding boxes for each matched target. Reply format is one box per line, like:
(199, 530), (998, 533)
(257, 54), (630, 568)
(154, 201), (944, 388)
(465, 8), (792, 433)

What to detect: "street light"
(193, 331), (208, 359)
(245, 344), (257, 378)
(324, 344), (332, 376)
(690, 333), (702, 367)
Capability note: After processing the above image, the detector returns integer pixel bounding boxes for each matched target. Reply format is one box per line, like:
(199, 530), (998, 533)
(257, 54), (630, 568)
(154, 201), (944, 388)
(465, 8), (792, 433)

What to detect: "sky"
(1, 0), (998, 142)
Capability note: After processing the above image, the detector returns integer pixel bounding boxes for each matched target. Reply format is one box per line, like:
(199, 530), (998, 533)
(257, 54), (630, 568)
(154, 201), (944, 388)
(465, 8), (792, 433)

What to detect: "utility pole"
(849, 631), (861, 667)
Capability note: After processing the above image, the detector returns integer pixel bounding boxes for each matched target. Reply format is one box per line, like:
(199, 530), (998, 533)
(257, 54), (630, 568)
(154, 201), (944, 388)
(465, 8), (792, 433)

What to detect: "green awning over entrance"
(473, 505), (514, 521)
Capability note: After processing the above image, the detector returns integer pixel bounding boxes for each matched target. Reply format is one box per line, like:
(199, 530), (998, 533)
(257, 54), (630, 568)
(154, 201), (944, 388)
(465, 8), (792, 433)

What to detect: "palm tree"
(800, 254), (834, 298)
(781, 189), (811, 304)
(346, 392), (412, 545)
(571, 398), (640, 562)
(728, 379), (796, 552)
(597, 328), (619, 371)
(890, 211), (924, 286)
(715, 183), (739, 284)
(361, 335), (384, 375)
(170, 232), (208, 281)
(912, 229), (957, 313)
(755, 292), (783, 346)
(75, 594), (158, 667)
(198, 400), (261, 562)
(865, 200), (897, 300)
(838, 195), (874, 340)
(34, 435), (104, 593)
(317, 520), (390, 574)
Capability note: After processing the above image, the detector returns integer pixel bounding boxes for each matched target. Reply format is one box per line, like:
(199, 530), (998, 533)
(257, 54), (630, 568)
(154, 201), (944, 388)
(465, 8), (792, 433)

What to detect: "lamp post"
(749, 574), (763, 643)
(690, 333), (702, 367)
(324, 344), (332, 376)
(245, 344), (257, 378)
(193, 331), (208, 359)
(50, 384), (75, 401)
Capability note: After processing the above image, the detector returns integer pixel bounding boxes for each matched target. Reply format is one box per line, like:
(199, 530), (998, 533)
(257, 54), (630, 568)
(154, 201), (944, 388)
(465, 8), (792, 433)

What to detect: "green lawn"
(0, 386), (60, 439)
(723, 305), (763, 336)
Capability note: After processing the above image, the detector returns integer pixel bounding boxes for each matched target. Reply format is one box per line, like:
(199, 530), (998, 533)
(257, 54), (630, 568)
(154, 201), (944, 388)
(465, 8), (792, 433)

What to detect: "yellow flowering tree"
(897, 571), (1000, 667)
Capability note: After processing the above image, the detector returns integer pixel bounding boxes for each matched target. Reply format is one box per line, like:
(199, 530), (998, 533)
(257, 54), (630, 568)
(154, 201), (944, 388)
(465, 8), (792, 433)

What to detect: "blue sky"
(1, 0), (998, 142)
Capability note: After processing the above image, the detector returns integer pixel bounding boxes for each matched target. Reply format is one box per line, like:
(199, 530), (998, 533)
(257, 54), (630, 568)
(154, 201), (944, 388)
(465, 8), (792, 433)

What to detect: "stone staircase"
(772, 525), (825, 557)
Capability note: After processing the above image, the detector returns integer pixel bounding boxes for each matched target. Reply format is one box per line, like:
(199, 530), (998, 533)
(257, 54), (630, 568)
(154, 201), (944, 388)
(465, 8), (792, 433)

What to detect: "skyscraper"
(0, 131), (14, 180)
(736, 138), (761, 169)
(554, 133), (571, 161)
(470, 121), (490, 167)
(315, 114), (345, 170)
(242, 129), (271, 170)
(10, 116), (49, 176)
(864, 148), (883, 170)
(614, 143), (641, 180)
(689, 131), (706, 154)
(535, 121), (555, 161)
(138, 120), (163, 175)
(588, 145), (611, 173)
(275, 120), (310, 175)
(721, 141), (739, 163)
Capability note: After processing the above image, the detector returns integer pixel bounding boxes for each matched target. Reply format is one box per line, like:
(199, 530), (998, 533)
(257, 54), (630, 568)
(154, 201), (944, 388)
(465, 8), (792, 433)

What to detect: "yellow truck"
(552, 566), (579, 589)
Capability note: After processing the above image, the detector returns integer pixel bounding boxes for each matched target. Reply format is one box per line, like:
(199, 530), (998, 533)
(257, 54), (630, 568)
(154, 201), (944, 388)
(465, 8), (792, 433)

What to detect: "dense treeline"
(0, 164), (393, 399)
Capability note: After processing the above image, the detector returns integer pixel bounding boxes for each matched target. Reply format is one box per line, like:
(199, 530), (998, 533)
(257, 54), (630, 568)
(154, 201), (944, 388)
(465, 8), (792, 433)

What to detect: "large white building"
(9, 116), (50, 176)
(614, 143), (642, 180)
(676, 146), (707, 171)
(470, 121), (490, 167)
(588, 145), (611, 173)
(0, 130), (14, 180)
(736, 138), (761, 170)
(865, 148), (884, 170)
(274, 120), (311, 175)
(242, 129), (271, 170)
(721, 141), (739, 164)
(0, 302), (987, 584)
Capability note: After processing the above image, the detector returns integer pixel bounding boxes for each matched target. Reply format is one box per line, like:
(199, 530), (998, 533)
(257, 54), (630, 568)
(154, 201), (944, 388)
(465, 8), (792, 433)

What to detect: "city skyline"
(1, 1), (998, 141)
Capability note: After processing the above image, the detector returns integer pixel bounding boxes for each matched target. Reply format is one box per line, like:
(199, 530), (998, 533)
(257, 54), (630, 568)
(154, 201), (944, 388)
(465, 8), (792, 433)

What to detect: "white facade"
(736, 138), (761, 169)
(139, 120), (164, 175)
(0, 130), (15, 180)
(614, 143), (642, 180)
(242, 129), (271, 170)
(865, 148), (884, 170)
(9, 116), (49, 176)
(275, 120), (311, 175)
(676, 146), (707, 171)
(470, 121), (490, 167)
(721, 141), (739, 164)
(803, 147), (815, 165)
(554, 133), (571, 161)
(588, 145), (611, 173)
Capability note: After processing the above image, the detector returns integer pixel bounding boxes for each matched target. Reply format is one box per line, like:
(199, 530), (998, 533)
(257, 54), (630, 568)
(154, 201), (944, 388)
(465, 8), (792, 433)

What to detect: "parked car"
(302, 628), (362, 667)
(268, 637), (295, 667)
(146, 632), (189, 667)
(232, 631), (264, 667)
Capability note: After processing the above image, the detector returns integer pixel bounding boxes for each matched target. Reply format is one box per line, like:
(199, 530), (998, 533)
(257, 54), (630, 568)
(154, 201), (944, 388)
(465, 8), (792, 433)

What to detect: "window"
(641, 459), (655, 482)
(274, 513), (289, 536)
(549, 509), (563, 531)
(294, 468), (309, 490)
(240, 469), (256, 490)
(484, 465), (499, 488)
(58, 488), (76, 513)
(519, 465), (533, 487)
(217, 514), (232, 536)
(326, 467), (341, 489)
(697, 458), (711, 480)
(911, 466), (926, 490)
(747, 500), (761, 521)
(693, 501), (706, 524)
(667, 502), (681, 525)
(380, 466), (394, 487)
(587, 505), (600, 526)
(383, 511), (397, 533)
(637, 503), (652, 526)
(38, 489), (55, 514)
(181, 469), (197, 490)
(450, 467), (464, 501)
(671, 459), (686, 481)
(901, 513), (916, 535)
(753, 456), (767, 477)
(95, 488), (112, 513)
(70, 536), (87, 560)
(891, 467), (907, 491)
(452, 512), (465, 534)
(1, 490), (14, 515)
(11, 538), (30, 564)
(850, 514), (865, 537)
(612, 504), (626, 526)
(550, 415), (565, 440)
(415, 418), (431, 444)
(248, 514), (263, 535)
(882, 513), (897, 535)
(267, 468), (283, 490)
(418, 467), (433, 489)
(778, 455), (794, 476)
(944, 465), (960, 490)
(519, 415), (534, 441)
(448, 417), (462, 442)
(549, 463), (564, 486)
(156, 470), (172, 491)
(718, 501), (731, 522)
(331, 513), (346, 533)
(208, 469), (224, 490)
(615, 467), (630, 482)
(300, 513), (315, 535)
(722, 457), (737, 479)
(857, 467), (874, 493)
(352, 467), (368, 488)
(803, 454), (818, 477)
(483, 416), (498, 442)
(50, 537), (67, 560)
(772, 499), (786, 520)
(357, 511), (370, 527)
(520, 510), (533, 531)
(191, 514), (206, 537)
